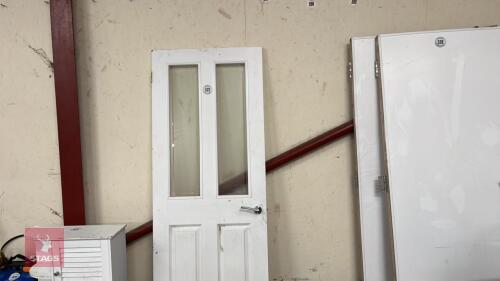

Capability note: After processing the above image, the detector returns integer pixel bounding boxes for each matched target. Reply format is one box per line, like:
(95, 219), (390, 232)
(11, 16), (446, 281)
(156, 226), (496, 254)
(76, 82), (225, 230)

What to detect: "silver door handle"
(240, 206), (262, 214)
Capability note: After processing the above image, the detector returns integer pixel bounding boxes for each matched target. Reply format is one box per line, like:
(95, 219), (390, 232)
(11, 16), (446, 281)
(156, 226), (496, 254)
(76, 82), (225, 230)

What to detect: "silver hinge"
(374, 60), (380, 78)
(348, 61), (353, 79)
(375, 175), (388, 192)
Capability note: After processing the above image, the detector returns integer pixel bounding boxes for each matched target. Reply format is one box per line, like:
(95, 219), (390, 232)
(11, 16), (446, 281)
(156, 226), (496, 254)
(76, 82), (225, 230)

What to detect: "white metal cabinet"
(29, 225), (127, 281)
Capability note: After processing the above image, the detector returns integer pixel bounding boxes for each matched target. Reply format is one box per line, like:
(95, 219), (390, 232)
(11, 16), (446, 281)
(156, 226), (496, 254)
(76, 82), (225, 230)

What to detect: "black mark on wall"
(27, 44), (54, 72)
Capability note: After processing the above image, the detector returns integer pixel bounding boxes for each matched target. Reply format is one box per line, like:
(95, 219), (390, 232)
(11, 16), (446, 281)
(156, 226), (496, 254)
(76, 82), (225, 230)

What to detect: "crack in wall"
(26, 43), (54, 72)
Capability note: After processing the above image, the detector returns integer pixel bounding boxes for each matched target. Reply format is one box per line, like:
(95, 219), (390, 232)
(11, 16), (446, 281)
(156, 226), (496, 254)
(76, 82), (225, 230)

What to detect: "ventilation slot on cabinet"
(61, 246), (104, 279)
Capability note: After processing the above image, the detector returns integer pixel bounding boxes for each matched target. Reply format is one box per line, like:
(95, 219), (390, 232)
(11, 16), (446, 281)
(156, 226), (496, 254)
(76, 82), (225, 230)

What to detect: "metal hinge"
(375, 175), (388, 192)
(374, 60), (380, 78)
(348, 61), (353, 79)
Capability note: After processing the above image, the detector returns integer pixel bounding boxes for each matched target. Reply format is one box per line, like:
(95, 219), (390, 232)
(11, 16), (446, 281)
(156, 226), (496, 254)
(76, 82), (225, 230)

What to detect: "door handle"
(240, 205), (262, 214)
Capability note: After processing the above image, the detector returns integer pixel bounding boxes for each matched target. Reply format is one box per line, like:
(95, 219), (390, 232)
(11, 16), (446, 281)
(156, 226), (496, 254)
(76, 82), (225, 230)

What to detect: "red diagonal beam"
(50, 0), (86, 225)
(219, 120), (354, 194)
(265, 120), (354, 172)
(126, 120), (354, 245)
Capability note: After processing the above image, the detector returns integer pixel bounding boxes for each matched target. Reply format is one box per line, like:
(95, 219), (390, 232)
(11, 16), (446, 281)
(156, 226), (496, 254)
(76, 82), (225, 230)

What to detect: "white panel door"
(351, 37), (393, 281)
(378, 27), (500, 281)
(152, 48), (268, 281)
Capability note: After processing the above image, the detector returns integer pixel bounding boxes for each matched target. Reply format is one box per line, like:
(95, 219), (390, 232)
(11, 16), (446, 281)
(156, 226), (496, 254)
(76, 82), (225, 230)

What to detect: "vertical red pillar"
(49, 0), (86, 225)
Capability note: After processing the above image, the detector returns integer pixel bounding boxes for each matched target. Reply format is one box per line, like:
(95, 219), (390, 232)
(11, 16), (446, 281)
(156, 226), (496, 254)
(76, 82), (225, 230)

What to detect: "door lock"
(240, 206), (263, 214)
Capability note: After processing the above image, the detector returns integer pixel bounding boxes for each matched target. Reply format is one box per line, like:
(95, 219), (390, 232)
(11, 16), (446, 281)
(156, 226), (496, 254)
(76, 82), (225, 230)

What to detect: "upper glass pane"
(169, 65), (200, 197)
(216, 64), (248, 195)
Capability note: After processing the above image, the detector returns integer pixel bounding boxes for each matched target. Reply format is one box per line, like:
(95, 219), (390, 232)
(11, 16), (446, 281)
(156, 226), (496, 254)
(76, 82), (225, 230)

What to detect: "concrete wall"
(2, 0), (500, 280)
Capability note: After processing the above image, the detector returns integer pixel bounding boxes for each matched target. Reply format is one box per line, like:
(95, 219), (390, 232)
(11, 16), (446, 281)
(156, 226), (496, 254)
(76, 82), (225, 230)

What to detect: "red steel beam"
(126, 221), (153, 245)
(219, 120), (354, 194)
(50, 0), (86, 225)
(126, 120), (354, 245)
(265, 120), (354, 173)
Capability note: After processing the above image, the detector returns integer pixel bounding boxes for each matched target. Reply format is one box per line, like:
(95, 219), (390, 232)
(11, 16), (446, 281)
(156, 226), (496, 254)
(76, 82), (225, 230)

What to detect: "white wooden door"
(351, 37), (393, 281)
(152, 48), (268, 281)
(378, 27), (500, 281)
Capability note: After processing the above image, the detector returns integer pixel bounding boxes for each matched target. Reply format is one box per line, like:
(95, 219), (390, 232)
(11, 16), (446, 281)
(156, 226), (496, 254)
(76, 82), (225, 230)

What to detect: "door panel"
(152, 48), (268, 281)
(378, 27), (500, 281)
(170, 226), (201, 281)
(218, 224), (250, 281)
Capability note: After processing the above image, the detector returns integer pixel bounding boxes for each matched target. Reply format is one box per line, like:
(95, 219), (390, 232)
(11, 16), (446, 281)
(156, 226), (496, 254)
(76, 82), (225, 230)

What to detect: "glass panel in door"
(216, 64), (248, 195)
(169, 65), (200, 197)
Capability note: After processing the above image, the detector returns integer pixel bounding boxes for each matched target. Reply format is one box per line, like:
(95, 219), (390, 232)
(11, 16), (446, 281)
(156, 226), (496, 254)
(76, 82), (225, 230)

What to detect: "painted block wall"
(2, 1), (500, 281)
(0, 0), (63, 256)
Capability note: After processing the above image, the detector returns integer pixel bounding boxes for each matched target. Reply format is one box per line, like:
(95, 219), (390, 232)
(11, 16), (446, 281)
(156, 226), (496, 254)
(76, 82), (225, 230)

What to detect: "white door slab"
(152, 48), (268, 281)
(378, 27), (500, 281)
(351, 37), (393, 281)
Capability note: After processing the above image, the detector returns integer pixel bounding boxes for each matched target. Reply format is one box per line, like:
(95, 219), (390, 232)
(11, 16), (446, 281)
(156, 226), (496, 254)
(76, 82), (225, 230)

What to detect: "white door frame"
(152, 48), (268, 281)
